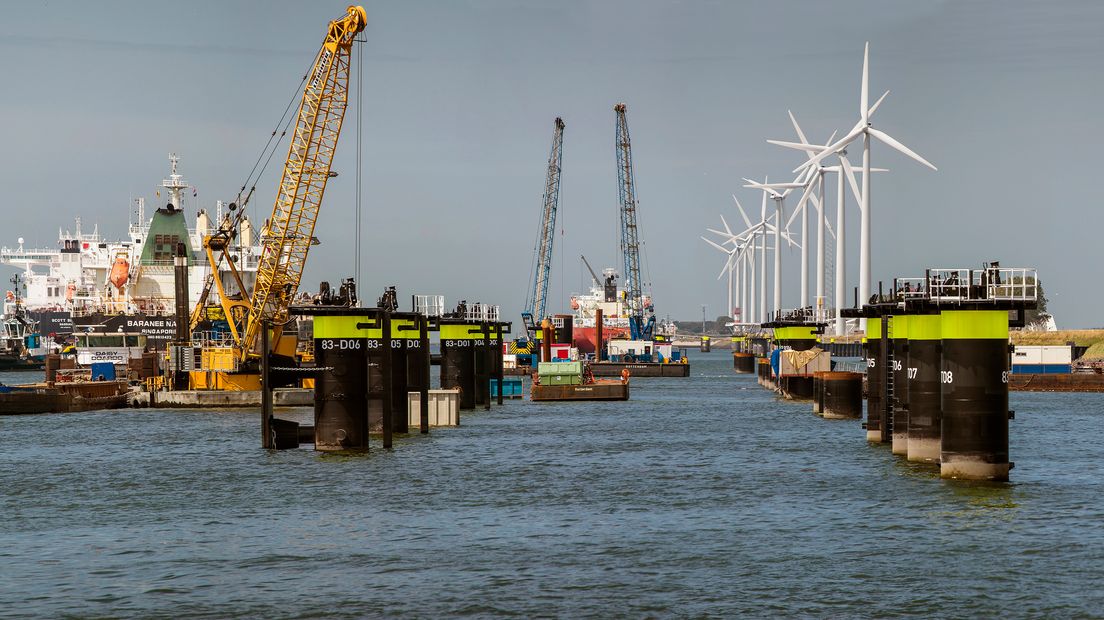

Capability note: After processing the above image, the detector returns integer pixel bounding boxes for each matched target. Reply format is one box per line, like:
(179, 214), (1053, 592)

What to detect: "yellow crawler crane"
(188, 5), (367, 391)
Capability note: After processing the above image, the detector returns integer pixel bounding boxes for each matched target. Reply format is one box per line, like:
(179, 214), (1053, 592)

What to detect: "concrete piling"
(939, 310), (1012, 481)
(889, 315), (910, 455)
(906, 313), (941, 463)
(822, 371), (864, 419)
(864, 318), (886, 443)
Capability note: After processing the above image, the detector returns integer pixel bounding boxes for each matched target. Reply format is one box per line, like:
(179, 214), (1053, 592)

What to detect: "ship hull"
(573, 325), (631, 354)
(32, 311), (179, 350)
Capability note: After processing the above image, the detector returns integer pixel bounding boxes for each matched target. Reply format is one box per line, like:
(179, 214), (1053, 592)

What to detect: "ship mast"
(161, 153), (189, 211)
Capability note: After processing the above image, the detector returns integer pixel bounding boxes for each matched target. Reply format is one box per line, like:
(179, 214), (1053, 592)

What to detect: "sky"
(0, 0), (1100, 327)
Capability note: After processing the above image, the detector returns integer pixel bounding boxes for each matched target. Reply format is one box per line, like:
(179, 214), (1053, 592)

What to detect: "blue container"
(490, 378), (524, 398)
(1012, 364), (1071, 375)
(90, 362), (116, 381)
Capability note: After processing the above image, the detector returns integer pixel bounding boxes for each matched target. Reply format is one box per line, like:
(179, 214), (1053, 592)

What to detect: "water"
(2, 353), (1103, 617)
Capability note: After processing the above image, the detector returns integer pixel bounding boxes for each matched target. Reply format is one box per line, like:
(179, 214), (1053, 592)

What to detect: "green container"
(546, 374), (581, 385)
(538, 361), (581, 377)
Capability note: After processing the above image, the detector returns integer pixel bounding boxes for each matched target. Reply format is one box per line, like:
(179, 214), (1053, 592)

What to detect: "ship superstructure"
(0, 155), (261, 346)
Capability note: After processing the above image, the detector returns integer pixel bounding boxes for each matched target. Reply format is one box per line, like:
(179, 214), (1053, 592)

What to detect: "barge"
(0, 380), (130, 415)
(531, 361), (629, 401)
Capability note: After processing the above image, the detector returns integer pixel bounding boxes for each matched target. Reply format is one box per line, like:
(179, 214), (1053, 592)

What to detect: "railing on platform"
(463, 303), (499, 322)
(904, 267), (1038, 305)
(414, 294), (445, 317)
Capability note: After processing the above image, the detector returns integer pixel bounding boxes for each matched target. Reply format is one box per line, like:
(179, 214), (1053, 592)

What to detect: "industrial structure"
(613, 103), (654, 341)
(521, 117), (566, 335)
(184, 5), (368, 389)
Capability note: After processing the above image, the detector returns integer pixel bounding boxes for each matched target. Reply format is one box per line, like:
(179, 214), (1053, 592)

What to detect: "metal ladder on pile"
(883, 315), (895, 443)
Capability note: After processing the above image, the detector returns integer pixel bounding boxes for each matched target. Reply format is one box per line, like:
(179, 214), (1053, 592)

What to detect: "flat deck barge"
(590, 362), (690, 377)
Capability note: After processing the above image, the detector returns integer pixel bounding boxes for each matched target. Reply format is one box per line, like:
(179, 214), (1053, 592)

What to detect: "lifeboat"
(109, 257), (129, 291)
(65, 283), (75, 302)
(570, 296), (579, 310)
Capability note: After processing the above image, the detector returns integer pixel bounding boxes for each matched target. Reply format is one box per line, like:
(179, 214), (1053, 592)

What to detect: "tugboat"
(0, 275), (55, 370)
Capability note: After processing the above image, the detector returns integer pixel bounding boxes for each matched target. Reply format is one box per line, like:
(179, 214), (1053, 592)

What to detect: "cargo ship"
(568, 267), (673, 353)
(0, 154), (262, 349)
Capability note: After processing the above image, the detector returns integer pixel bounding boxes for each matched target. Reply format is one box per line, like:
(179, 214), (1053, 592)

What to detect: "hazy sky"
(1, 1), (1100, 327)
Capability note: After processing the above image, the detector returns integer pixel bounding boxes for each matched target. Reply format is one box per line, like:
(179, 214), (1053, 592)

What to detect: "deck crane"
(521, 117), (566, 335)
(613, 103), (655, 340)
(240, 4), (367, 359)
(186, 5), (367, 388)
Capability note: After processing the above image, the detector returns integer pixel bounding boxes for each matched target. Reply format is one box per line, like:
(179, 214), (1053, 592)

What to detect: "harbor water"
(2, 352), (1103, 617)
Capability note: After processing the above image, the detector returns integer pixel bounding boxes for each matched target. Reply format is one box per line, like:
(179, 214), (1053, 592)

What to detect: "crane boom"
(522, 117), (565, 332)
(240, 5), (367, 355)
(614, 103), (652, 340)
(580, 255), (601, 287)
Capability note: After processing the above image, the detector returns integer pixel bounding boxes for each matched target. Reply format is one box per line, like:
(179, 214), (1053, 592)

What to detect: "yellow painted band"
(889, 315), (909, 340)
(440, 324), (486, 340)
(314, 315), (381, 339)
(389, 317), (422, 340)
(867, 317), (882, 339)
(908, 314), (941, 341)
(774, 326), (816, 341)
(941, 310), (1009, 340)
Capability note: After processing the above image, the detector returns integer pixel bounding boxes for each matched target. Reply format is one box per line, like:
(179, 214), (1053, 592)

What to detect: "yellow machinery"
(187, 5), (367, 390)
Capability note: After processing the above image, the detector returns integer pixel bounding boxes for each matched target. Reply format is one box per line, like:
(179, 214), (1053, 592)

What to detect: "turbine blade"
(868, 89), (889, 119)
(861, 42), (869, 123)
(784, 199), (804, 231)
(825, 215), (836, 241)
(719, 213), (733, 236)
(868, 127), (938, 171)
(768, 139), (823, 155)
(793, 123), (864, 174)
(839, 153), (863, 206)
(732, 195), (753, 228)
(789, 178), (819, 228)
(788, 110), (810, 145)
(701, 236), (729, 252)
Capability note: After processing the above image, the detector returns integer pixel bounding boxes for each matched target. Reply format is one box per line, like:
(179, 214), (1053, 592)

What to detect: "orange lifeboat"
(109, 257), (129, 291)
(570, 296), (579, 310)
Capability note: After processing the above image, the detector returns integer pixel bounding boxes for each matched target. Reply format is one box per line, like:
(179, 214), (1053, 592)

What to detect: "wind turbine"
(769, 112), (887, 327)
(769, 113), (836, 313)
(795, 42), (936, 325)
(743, 177), (801, 318)
(701, 214), (750, 327)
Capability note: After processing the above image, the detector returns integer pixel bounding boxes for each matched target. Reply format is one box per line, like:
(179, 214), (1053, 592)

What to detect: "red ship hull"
(573, 325), (631, 354)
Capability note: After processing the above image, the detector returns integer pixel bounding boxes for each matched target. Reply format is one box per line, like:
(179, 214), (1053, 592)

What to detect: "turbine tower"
(796, 42), (936, 327)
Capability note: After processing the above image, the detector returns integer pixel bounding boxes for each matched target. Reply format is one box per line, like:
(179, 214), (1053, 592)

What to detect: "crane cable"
(355, 35), (364, 303)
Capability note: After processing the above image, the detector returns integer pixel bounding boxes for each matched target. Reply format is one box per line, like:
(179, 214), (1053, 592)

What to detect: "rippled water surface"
(2, 353), (1103, 618)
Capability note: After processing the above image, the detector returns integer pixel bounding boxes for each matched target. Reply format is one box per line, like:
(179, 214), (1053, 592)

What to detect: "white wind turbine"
(720, 193), (788, 324)
(769, 111), (886, 329)
(701, 214), (750, 326)
(795, 42), (936, 326)
(742, 177), (802, 319)
(702, 231), (746, 327)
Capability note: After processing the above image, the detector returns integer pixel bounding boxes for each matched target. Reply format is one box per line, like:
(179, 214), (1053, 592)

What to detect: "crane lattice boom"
(614, 103), (649, 338)
(523, 117), (565, 330)
(241, 5), (367, 355)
